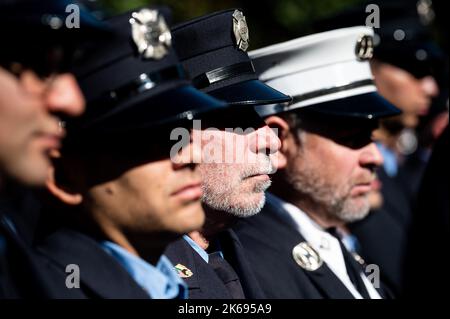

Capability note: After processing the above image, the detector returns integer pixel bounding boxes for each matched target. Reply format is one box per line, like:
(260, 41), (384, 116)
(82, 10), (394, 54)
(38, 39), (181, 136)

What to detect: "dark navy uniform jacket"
(234, 197), (393, 299)
(0, 189), (57, 299)
(0, 214), (50, 299)
(0, 191), (150, 299)
(35, 228), (150, 299)
(165, 229), (266, 299)
(403, 126), (449, 297)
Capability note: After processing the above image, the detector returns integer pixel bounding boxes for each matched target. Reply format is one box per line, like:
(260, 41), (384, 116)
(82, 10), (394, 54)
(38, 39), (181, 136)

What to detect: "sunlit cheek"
(201, 164), (238, 190)
(319, 157), (348, 191)
(200, 132), (222, 163)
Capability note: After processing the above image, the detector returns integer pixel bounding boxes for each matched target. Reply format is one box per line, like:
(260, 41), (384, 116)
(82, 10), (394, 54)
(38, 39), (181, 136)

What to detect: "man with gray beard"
(235, 27), (400, 298)
(200, 140), (275, 218)
(164, 9), (290, 299)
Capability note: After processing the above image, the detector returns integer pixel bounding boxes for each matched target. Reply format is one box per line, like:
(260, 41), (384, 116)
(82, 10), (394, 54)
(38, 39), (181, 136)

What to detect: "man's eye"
(335, 132), (374, 149)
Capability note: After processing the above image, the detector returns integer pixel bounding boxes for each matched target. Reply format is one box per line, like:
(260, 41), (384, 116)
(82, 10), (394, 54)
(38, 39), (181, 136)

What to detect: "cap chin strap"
(94, 64), (186, 106)
(192, 61), (255, 89)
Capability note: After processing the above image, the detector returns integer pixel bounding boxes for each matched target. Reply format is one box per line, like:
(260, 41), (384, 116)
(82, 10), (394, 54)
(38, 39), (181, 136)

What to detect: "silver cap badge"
(232, 10), (250, 52)
(129, 9), (172, 60)
(417, 0), (435, 25)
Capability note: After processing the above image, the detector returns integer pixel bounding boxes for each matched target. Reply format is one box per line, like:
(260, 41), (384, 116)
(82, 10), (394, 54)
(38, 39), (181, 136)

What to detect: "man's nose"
(420, 75), (439, 98)
(359, 142), (384, 169)
(172, 140), (198, 171)
(249, 125), (281, 155)
(45, 74), (85, 117)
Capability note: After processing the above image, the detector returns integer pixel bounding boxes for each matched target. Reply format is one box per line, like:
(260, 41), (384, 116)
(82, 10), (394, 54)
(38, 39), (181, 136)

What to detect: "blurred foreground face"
(197, 117), (280, 218)
(371, 61), (439, 128)
(0, 67), (84, 186)
(280, 117), (383, 224)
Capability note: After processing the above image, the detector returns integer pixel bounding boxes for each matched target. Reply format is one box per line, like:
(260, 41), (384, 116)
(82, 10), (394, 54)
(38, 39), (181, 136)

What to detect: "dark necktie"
(208, 251), (245, 299)
(328, 228), (371, 299)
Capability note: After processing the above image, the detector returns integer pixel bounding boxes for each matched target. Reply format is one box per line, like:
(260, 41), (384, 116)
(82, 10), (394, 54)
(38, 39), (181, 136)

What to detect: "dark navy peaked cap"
(171, 9), (292, 106)
(64, 6), (226, 146)
(315, 0), (446, 79)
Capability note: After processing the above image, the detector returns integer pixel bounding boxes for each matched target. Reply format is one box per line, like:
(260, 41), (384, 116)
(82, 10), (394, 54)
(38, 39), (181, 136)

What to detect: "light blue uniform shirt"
(183, 235), (209, 262)
(183, 235), (224, 263)
(376, 142), (398, 177)
(101, 241), (187, 299)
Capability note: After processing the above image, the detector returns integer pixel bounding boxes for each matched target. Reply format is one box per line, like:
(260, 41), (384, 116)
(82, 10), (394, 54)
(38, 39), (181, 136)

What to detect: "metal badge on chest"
(292, 242), (323, 271)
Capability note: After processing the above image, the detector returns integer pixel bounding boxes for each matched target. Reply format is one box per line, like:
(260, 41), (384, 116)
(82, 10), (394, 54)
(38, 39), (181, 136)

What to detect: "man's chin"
(229, 192), (266, 218)
(175, 203), (205, 231)
(340, 208), (370, 223)
(10, 159), (49, 187)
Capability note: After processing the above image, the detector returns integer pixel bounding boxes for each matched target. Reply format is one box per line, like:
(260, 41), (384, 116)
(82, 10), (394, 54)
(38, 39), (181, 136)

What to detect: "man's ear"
(264, 116), (292, 170)
(45, 155), (83, 206)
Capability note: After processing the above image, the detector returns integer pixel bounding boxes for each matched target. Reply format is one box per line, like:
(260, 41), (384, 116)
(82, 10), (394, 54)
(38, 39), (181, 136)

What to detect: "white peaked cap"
(250, 26), (400, 119)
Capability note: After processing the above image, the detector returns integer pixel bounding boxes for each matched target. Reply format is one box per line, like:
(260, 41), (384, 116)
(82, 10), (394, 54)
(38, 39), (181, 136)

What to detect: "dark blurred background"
(88, 0), (368, 49)
(83, 0), (447, 52)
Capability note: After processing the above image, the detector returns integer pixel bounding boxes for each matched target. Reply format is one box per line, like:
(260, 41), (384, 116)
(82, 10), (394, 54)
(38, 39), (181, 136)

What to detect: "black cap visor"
(298, 92), (401, 120)
(66, 83), (227, 139)
(209, 79), (292, 107)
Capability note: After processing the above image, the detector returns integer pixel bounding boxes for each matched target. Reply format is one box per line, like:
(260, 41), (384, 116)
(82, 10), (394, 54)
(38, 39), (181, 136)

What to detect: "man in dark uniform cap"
(317, 0), (444, 132)
(235, 26), (399, 299)
(164, 9), (291, 299)
(0, 0), (109, 298)
(316, 0), (447, 295)
(34, 6), (232, 299)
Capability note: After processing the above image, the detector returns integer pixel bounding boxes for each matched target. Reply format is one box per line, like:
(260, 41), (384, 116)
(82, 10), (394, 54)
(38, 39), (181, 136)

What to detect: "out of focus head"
(0, 0), (109, 187)
(316, 0), (445, 131)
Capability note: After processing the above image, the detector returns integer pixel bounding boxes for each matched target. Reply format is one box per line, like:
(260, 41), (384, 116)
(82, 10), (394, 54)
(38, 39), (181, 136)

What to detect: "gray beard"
(286, 166), (370, 224)
(201, 179), (271, 218)
(199, 156), (274, 218)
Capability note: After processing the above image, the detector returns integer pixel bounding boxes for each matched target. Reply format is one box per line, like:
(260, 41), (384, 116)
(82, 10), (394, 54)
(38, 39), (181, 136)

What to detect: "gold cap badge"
(175, 263), (193, 278)
(355, 34), (374, 61)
